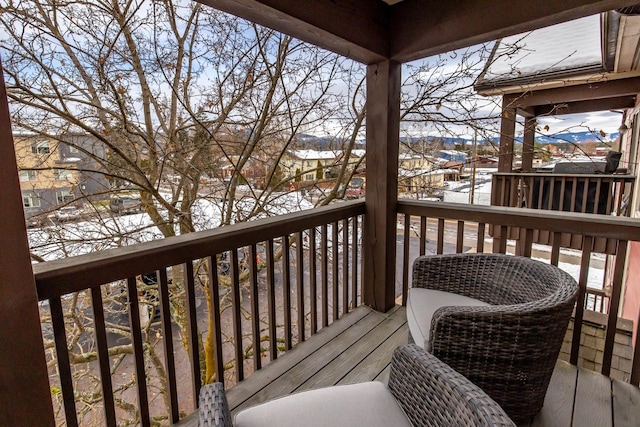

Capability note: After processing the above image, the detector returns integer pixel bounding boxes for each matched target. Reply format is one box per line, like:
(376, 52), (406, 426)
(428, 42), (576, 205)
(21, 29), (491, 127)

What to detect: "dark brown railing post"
(363, 60), (400, 313)
(0, 58), (56, 426)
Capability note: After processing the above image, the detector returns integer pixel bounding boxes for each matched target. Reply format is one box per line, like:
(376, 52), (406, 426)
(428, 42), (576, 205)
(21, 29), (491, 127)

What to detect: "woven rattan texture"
(198, 345), (515, 426)
(411, 253), (578, 422)
(389, 345), (515, 427)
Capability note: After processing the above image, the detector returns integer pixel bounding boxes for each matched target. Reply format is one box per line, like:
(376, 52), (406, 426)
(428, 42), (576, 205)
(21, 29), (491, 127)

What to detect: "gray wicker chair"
(407, 253), (578, 422)
(199, 344), (515, 427)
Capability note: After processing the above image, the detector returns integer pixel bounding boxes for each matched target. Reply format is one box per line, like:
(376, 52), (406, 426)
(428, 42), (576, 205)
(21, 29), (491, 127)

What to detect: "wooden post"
(522, 116), (536, 172)
(0, 59), (55, 426)
(363, 60), (401, 313)
(498, 97), (516, 172)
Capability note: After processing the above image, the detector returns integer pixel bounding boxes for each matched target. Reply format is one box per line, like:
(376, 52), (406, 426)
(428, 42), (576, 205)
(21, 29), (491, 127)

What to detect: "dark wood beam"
(0, 59), (55, 426)
(363, 60), (401, 313)
(506, 77), (640, 108)
(199, 0), (389, 64)
(534, 96), (636, 116)
(390, 0), (639, 62)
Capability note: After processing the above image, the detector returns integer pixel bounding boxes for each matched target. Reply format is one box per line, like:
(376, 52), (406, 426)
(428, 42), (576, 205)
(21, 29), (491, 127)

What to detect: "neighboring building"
(398, 168), (447, 197)
(282, 149), (364, 182)
(437, 150), (468, 163)
(398, 153), (437, 170)
(15, 133), (109, 224)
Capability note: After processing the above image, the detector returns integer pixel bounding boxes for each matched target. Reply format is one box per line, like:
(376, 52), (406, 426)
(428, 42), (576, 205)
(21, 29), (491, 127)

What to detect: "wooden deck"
(177, 305), (640, 427)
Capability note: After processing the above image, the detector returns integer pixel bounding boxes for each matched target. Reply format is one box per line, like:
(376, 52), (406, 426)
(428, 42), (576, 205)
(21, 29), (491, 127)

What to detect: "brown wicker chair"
(199, 345), (515, 427)
(407, 253), (578, 422)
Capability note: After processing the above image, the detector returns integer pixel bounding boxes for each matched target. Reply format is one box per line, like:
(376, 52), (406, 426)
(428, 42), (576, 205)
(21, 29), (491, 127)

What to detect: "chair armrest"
(388, 345), (515, 427)
(198, 383), (233, 427)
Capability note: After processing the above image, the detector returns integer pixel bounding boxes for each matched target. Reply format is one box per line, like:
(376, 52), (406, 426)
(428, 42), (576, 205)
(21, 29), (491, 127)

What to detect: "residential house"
(283, 149), (364, 182)
(14, 134), (81, 223)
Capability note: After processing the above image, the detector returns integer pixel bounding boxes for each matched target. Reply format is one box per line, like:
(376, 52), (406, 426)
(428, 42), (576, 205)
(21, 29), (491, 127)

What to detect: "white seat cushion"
(235, 382), (411, 427)
(407, 288), (490, 349)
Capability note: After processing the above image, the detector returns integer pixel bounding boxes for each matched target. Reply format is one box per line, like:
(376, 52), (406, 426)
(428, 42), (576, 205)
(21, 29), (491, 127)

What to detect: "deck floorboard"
(177, 305), (640, 427)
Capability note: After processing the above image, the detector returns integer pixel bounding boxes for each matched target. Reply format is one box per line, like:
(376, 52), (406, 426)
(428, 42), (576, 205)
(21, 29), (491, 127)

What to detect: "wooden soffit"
(504, 76), (640, 114)
(199, 0), (640, 64)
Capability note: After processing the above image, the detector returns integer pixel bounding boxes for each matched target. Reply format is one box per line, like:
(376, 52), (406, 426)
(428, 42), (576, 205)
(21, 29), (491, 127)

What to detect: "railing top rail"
(34, 200), (365, 300)
(491, 172), (636, 180)
(397, 200), (640, 242)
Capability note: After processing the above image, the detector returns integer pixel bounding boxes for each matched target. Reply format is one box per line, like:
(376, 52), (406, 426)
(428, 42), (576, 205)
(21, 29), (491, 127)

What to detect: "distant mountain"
(293, 131), (618, 150)
(534, 131), (619, 145)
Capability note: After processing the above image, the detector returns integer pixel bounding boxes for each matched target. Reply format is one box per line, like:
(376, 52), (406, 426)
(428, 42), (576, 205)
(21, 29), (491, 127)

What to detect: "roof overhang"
(196, 0), (640, 64)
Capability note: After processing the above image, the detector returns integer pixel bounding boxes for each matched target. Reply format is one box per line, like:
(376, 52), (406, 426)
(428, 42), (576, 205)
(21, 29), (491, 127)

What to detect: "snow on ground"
(28, 192), (315, 261)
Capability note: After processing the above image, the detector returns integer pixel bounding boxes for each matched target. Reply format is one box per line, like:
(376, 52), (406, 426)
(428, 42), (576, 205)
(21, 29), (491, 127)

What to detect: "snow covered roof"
(291, 150), (340, 160)
(477, 14), (603, 90)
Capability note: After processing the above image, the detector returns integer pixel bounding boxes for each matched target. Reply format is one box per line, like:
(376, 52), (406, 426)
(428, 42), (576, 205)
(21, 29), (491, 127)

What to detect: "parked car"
(54, 206), (82, 222)
(109, 197), (142, 215)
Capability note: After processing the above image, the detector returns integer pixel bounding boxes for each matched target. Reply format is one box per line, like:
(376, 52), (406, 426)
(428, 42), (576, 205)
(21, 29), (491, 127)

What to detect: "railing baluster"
(569, 177), (578, 212)
(558, 178), (566, 211)
(249, 244), (261, 370)
(493, 225), (508, 254)
(437, 218), (444, 254)
(282, 236), (292, 350)
(125, 278), (150, 426)
(265, 241), (277, 361)
(605, 177), (614, 215)
(296, 232), (306, 342)
(321, 224), (329, 328)
(547, 178), (556, 210)
(402, 214), (410, 306)
(419, 216), (426, 255)
(310, 228), (318, 335)
(351, 216), (358, 309)
(571, 236), (593, 365)
(476, 223), (485, 253)
(537, 176), (545, 209)
(551, 232), (561, 266)
(581, 177), (590, 213)
(332, 221), (339, 321)
(49, 296), (79, 427)
(342, 219), (349, 315)
(602, 240), (628, 376)
(206, 256), (224, 383)
(593, 179), (602, 214)
(90, 287), (117, 427)
(184, 261), (201, 405)
(525, 176), (534, 208)
(456, 220), (464, 253)
(230, 249), (244, 381)
(158, 268), (179, 423)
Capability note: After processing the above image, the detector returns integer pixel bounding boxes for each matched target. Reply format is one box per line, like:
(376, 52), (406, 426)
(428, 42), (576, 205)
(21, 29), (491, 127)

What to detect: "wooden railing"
(34, 201), (365, 426)
(31, 197), (640, 426)
(396, 200), (640, 385)
(491, 172), (635, 253)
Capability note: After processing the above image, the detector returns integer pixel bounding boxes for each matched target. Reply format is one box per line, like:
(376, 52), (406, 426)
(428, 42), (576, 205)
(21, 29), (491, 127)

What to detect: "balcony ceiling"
(198, 1), (640, 64)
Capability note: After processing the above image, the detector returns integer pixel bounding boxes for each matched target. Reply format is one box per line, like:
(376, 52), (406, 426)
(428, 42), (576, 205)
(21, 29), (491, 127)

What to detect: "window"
(54, 168), (73, 180)
(19, 170), (37, 181)
(31, 140), (51, 154)
(23, 194), (41, 208)
(305, 174), (314, 181)
(56, 190), (73, 204)
(307, 161), (311, 167)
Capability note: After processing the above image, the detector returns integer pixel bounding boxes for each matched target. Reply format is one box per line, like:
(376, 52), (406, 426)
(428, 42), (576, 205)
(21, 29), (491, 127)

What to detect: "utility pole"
(470, 128), (478, 204)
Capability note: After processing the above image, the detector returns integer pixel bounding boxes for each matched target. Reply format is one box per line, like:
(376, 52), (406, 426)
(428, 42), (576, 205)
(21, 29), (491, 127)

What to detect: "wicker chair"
(199, 345), (515, 427)
(407, 253), (578, 422)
